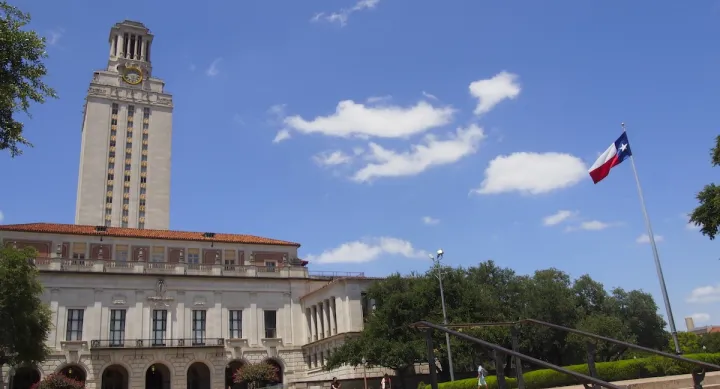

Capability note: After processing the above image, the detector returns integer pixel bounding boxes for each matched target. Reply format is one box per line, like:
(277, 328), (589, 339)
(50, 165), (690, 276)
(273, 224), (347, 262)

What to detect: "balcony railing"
(308, 271), (365, 278)
(90, 338), (225, 349)
(32, 258), (310, 278)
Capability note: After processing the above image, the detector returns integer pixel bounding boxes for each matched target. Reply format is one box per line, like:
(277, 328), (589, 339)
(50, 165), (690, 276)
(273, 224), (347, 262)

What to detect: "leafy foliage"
(689, 135), (720, 239)
(234, 362), (279, 389)
(326, 260), (668, 381)
(0, 1), (57, 157)
(429, 353), (720, 389)
(0, 246), (53, 366)
(29, 374), (84, 389)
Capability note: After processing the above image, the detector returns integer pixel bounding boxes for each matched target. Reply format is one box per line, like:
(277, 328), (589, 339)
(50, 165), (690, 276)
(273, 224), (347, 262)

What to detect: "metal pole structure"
(362, 358), (368, 389)
(434, 250), (455, 381)
(623, 123), (681, 354)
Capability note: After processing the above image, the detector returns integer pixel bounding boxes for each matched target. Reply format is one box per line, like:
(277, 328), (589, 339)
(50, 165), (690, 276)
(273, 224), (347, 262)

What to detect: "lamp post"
(362, 357), (368, 389)
(430, 249), (455, 381)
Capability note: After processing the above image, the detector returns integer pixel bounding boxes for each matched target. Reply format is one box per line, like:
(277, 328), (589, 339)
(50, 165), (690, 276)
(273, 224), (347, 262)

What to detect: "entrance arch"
(225, 361), (248, 389)
(59, 365), (86, 383)
(11, 366), (40, 389)
(186, 362), (210, 389)
(263, 359), (283, 387)
(145, 363), (171, 389)
(101, 365), (129, 389)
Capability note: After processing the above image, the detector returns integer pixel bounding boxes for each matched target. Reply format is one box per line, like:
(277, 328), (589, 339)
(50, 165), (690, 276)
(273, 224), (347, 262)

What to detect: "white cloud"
(232, 114), (245, 126)
(688, 285), (720, 304)
(268, 104), (287, 118)
(305, 236), (427, 264)
(366, 95), (392, 104)
(272, 129), (291, 143)
(691, 313), (711, 323)
(687, 222), (700, 230)
(206, 58), (221, 77)
(565, 220), (616, 232)
(46, 29), (64, 46)
(283, 100), (455, 139)
(469, 71), (521, 115)
(0, 210), (4, 224)
(636, 233), (663, 244)
(313, 150), (353, 166)
(352, 124), (485, 182)
(422, 91), (438, 100)
(311, 0), (380, 26)
(422, 216), (440, 225)
(543, 210), (577, 226)
(472, 152), (587, 195)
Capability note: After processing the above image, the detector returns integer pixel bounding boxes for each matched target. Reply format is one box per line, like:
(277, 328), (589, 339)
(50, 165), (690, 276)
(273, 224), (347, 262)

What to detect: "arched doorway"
(225, 361), (248, 389)
(102, 365), (129, 389)
(11, 366), (40, 389)
(186, 362), (210, 389)
(145, 364), (170, 389)
(262, 359), (283, 388)
(59, 365), (86, 383)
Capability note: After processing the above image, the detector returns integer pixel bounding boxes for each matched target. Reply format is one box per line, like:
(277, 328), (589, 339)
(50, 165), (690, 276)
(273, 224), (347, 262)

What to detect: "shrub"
(426, 353), (720, 389)
(234, 362), (280, 389)
(29, 374), (84, 389)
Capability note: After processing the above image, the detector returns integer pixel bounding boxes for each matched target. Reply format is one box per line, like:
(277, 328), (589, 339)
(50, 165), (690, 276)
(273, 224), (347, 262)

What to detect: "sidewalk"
(546, 371), (720, 389)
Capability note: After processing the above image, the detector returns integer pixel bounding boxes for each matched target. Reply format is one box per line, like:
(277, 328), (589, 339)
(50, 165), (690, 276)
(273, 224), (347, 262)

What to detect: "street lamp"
(430, 249), (455, 381)
(362, 357), (368, 389)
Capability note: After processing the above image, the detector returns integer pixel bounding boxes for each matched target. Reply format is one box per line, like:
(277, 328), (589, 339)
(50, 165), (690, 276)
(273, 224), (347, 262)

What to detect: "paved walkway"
(547, 371), (720, 389)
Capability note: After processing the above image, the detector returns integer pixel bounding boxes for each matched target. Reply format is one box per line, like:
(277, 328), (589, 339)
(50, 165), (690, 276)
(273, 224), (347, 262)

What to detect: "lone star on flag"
(619, 143), (628, 152)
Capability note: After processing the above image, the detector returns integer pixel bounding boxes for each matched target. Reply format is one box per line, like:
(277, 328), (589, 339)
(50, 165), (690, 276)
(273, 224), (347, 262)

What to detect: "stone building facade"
(0, 224), (392, 389)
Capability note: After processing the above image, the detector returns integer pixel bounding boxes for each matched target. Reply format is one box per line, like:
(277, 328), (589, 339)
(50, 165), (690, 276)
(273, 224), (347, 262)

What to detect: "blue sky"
(2, 0), (719, 330)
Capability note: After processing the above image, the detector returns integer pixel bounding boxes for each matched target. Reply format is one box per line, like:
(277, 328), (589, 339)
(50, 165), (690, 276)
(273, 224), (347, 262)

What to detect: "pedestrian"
(331, 377), (341, 389)
(477, 364), (487, 389)
(381, 374), (392, 389)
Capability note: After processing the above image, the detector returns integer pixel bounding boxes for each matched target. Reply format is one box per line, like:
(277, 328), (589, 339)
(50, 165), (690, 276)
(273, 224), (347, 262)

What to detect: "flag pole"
(623, 122), (681, 354)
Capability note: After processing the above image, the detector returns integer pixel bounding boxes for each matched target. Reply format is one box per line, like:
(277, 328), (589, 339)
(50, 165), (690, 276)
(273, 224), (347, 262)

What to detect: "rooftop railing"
(32, 258), (311, 278)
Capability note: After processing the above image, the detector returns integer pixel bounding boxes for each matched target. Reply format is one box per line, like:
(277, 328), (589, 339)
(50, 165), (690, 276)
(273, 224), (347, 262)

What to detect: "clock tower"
(75, 20), (173, 230)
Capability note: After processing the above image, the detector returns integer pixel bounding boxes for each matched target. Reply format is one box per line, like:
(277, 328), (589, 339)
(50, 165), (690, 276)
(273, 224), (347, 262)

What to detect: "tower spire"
(107, 20), (154, 77)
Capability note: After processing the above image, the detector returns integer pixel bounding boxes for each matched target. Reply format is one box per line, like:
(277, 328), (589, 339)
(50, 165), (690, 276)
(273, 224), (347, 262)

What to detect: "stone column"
(311, 305), (319, 341)
(329, 297), (337, 335)
(117, 33), (124, 58)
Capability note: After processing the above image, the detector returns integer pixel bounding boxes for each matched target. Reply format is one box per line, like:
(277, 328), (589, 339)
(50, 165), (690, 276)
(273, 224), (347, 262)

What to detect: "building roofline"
(0, 222), (301, 247)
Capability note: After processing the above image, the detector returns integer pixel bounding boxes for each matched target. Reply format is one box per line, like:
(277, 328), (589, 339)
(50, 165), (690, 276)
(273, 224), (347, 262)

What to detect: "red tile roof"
(0, 223), (301, 247)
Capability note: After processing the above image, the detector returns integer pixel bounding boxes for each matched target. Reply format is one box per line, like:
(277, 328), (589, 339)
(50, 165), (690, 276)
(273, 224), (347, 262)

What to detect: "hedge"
(426, 353), (720, 389)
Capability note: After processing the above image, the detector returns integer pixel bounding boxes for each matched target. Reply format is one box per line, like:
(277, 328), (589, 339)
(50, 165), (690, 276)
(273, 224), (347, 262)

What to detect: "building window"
(140, 177), (147, 184)
(361, 293), (369, 322)
(109, 309), (126, 346)
(229, 310), (242, 339)
(187, 248), (200, 264)
(265, 261), (277, 272)
(66, 309), (84, 341)
(116, 245), (128, 262)
(151, 247), (165, 262)
(264, 310), (277, 339)
(192, 310), (206, 345)
(71, 243), (86, 260)
(152, 309), (167, 346)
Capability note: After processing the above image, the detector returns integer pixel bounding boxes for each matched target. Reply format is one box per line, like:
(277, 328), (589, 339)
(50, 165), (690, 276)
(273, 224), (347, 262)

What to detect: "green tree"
(0, 1), (57, 157)
(689, 135), (720, 239)
(671, 332), (703, 354)
(234, 362), (279, 389)
(325, 274), (434, 383)
(0, 247), (53, 369)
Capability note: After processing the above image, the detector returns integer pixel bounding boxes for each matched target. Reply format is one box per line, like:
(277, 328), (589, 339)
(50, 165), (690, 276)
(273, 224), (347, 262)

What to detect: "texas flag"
(588, 132), (633, 184)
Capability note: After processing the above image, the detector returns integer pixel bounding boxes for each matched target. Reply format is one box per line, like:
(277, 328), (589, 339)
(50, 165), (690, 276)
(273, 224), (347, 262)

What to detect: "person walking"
(381, 374), (392, 389)
(477, 364), (488, 389)
(331, 377), (341, 389)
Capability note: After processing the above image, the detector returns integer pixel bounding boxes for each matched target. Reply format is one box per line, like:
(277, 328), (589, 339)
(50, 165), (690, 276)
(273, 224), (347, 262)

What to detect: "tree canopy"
(0, 1), (57, 157)
(325, 261), (668, 382)
(0, 246), (53, 366)
(689, 135), (720, 239)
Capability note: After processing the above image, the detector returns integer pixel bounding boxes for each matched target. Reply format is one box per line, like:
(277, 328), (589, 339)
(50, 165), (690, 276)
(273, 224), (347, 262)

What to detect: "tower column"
(117, 34), (124, 58)
(142, 40), (148, 61)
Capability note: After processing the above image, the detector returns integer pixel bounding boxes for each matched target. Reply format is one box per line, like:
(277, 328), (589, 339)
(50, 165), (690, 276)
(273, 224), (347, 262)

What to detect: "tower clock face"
(122, 67), (143, 85)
